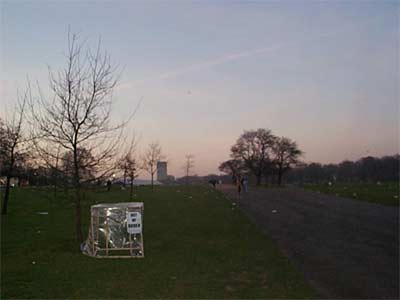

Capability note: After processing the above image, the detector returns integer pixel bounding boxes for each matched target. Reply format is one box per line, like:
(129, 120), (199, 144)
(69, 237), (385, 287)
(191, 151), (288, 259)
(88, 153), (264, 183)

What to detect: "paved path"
(219, 184), (399, 299)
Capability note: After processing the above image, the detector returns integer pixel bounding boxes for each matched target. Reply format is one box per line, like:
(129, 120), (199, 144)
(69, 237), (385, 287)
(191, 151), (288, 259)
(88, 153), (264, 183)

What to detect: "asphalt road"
(219, 184), (399, 299)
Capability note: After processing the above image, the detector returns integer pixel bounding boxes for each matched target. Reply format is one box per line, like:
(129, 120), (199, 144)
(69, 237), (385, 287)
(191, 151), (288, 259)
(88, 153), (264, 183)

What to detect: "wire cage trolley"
(82, 202), (144, 258)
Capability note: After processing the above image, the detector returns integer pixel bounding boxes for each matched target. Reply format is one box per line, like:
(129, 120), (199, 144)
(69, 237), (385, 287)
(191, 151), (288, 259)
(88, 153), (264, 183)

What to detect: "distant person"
(236, 175), (242, 198)
(209, 179), (217, 188)
(107, 180), (112, 191)
(241, 177), (248, 193)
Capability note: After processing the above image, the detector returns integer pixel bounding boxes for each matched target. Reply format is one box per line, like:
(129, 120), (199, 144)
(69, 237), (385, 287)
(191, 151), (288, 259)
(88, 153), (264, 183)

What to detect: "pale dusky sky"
(1, 1), (399, 178)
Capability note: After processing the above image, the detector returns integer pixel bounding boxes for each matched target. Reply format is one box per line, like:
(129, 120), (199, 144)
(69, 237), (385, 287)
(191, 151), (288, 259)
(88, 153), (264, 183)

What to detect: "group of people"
(235, 175), (248, 197)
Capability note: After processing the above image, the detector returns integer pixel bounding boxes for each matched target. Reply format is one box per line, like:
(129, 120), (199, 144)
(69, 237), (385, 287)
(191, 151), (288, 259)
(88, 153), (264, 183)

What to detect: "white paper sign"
(127, 211), (142, 234)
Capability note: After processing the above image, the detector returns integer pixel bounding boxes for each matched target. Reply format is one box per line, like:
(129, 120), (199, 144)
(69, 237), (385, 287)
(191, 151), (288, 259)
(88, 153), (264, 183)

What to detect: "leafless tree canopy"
(231, 128), (276, 185)
(273, 136), (303, 185)
(218, 159), (245, 178)
(1, 90), (28, 215)
(141, 142), (163, 189)
(29, 31), (127, 243)
(223, 128), (303, 186)
(118, 136), (138, 199)
(183, 154), (195, 183)
(30, 32), (124, 178)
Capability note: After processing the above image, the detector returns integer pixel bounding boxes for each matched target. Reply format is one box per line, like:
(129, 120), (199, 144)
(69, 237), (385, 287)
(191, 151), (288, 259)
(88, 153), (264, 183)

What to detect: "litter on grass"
(37, 212), (48, 215)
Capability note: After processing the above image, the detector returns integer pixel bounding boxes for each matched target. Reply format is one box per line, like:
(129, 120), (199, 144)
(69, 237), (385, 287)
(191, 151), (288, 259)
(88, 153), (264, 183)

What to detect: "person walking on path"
(236, 174), (242, 198)
(241, 176), (248, 193)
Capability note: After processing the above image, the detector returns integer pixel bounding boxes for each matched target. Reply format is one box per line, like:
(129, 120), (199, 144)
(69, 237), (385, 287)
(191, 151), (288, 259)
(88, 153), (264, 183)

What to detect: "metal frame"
(83, 202), (144, 258)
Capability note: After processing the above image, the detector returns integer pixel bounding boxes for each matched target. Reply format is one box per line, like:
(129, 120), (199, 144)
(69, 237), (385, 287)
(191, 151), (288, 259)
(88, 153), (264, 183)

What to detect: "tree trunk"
(151, 173), (154, 190)
(256, 175), (262, 185)
(2, 152), (15, 215)
(2, 175), (12, 215)
(130, 175), (134, 200)
(73, 147), (83, 245)
(278, 171), (283, 186)
(74, 189), (83, 244)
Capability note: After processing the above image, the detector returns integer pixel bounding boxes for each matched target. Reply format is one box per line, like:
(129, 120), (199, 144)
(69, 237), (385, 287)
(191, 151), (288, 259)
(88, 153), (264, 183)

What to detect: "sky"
(1, 1), (399, 178)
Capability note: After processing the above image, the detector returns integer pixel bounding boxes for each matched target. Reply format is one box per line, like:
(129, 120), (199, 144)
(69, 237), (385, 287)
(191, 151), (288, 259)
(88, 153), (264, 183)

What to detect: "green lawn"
(302, 182), (399, 206)
(1, 185), (317, 299)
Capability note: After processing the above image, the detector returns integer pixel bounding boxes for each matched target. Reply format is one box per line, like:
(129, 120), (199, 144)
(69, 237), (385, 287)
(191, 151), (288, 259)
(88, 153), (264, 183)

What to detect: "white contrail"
(117, 44), (283, 89)
(154, 44), (284, 81)
(117, 33), (332, 89)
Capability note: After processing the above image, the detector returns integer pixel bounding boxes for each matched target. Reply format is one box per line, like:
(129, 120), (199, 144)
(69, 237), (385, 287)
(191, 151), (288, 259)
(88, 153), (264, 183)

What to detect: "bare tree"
(29, 32), (127, 244)
(231, 129), (276, 185)
(1, 91), (28, 215)
(183, 154), (195, 184)
(272, 137), (303, 186)
(218, 159), (245, 183)
(141, 142), (163, 190)
(118, 136), (138, 200)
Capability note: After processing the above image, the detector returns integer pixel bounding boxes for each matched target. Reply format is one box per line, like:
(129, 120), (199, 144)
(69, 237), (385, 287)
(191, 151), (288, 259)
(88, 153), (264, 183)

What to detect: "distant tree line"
(219, 128), (303, 186)
(285, 155), (399, 184)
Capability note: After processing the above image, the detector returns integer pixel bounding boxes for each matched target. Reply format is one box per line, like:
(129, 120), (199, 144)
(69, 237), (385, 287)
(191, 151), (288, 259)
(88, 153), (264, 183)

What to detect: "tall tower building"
(157, 161), (167, 181)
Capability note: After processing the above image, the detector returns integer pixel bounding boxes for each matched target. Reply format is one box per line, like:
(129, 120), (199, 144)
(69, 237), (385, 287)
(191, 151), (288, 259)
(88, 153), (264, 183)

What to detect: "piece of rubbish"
(353, 193), (357, 197)
(32, 261), (36, 265)
(272, 210), (277, 213)
(232, 202), (236, 206)
(394, 195), (398, 199)
(37, 212), (48, 215)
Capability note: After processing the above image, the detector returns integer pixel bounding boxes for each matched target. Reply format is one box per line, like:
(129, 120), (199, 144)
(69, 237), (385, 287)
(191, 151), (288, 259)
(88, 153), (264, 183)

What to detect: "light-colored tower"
(157, 161), (167, 181)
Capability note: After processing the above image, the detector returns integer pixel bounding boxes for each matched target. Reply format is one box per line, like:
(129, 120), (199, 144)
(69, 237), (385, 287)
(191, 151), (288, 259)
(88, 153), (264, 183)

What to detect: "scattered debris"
(352, 193), (357, 197)
(394, 195), (399, 199)
(232, 202), (237, 206)
(225, 285), (234, 292)
(32, 261), (36, 265)
(272, 210), (277, 214)
(37, 212), (48, 215)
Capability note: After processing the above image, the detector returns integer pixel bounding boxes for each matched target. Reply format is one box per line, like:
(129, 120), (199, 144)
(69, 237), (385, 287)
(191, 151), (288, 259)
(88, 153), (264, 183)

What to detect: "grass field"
(1, 185), (317, 299)
(302, 182), (399, 206)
